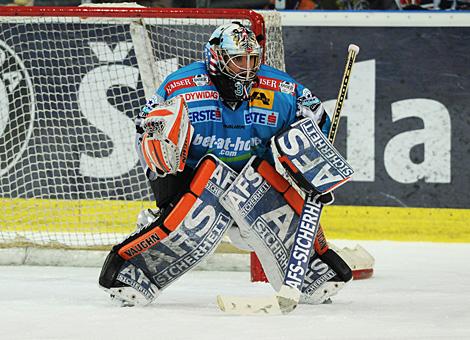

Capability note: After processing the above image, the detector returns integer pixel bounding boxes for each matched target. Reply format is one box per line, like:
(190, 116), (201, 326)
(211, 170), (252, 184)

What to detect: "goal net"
(0, 6), (285, 251)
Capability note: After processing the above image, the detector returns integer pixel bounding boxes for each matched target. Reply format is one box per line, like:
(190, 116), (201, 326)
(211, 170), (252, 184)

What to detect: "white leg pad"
(300, 281), (345, 305)
(102, 286), (156, 307)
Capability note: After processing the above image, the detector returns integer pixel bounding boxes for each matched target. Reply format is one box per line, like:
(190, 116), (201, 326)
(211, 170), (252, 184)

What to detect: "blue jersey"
(138, 62), (330, 174)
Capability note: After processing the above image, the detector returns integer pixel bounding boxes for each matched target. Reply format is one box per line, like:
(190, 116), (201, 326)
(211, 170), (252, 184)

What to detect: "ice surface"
(1, 240), (469, 340)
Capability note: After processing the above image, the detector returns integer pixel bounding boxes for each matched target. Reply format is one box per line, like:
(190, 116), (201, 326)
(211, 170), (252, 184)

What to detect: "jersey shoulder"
(160, 62), (212, 97)
(255, 64), (300, 95)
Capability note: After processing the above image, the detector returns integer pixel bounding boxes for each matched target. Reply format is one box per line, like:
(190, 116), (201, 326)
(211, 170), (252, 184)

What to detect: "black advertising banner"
(283, 26), (470, 208)
(0, 21), (206, 202)
(0, 16), (469, 209)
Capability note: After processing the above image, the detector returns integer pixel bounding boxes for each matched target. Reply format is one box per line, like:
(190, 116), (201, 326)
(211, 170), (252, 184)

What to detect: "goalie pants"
(149, 167), (193, 210)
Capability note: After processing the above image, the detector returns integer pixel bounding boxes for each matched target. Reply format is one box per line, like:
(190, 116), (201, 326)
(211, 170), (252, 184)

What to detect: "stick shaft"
(217, 45), (361, 315)
(283, 44), (360, 291)
(327, 45), (359, 144)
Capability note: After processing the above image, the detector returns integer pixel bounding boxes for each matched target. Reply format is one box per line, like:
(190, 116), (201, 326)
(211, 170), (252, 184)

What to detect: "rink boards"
(1, 197), (469, 244)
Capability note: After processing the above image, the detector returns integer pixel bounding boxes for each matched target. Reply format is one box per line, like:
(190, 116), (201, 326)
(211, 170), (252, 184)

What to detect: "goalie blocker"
(99, 155), (237, 306)
(272, 117), (353, 196)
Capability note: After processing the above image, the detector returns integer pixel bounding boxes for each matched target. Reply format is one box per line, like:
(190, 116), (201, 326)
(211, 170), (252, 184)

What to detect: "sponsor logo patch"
(192, 74), (210, 86)
(250, 89), (274, 109)
(165, 75), (213, 95)
(245, 108), (279, 127)
(188, 106), (222, 123)
(257, 76), (296, 95)
(279, 81), (296, 94)
(182, 90), (219, 102)
(192, 134), (262, 157)
(164, 76), (194, 95)
(257, 76), (279, 91)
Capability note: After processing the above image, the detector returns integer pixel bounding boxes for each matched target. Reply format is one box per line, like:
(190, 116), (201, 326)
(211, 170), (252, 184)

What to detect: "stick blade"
(217, 285), (300, 316)
(217, 294), (282, 315)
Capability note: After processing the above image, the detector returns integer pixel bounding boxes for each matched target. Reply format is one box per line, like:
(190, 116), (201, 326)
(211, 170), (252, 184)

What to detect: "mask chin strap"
(210, 75), (249, 110)
(242, 82), (251, 100)
(233, 79), (253, 101)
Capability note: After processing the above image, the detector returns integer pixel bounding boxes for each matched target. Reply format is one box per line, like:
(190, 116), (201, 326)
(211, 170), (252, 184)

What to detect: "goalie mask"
(205, 22), (263, 103)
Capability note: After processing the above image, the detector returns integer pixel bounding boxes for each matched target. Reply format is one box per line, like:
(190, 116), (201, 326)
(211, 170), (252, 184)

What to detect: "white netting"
(0, 7), (284, 249)
(260, 10), (286, 72)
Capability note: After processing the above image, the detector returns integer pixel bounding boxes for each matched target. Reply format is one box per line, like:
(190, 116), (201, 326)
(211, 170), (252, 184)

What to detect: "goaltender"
(99, 22), (352, 306)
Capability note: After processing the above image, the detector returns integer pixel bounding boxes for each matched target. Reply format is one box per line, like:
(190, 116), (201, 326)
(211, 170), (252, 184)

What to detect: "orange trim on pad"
(257, 160), (290, 193)
(314, 225), (329, 255)
(283, 187), (303, 215)
(163, 193), (197, 231)
(118, 228), (168, 260)
(189, 158), (216, 196)
(147, 108), (173, 117)
(278, 155), (299, 174)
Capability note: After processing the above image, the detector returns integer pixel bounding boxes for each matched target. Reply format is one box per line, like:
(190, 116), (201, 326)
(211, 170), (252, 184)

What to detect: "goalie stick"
(217, 44), (360, 315)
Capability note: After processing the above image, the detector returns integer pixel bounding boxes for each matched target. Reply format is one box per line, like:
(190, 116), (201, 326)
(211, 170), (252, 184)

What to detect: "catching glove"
(141, 96), (193, 176)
